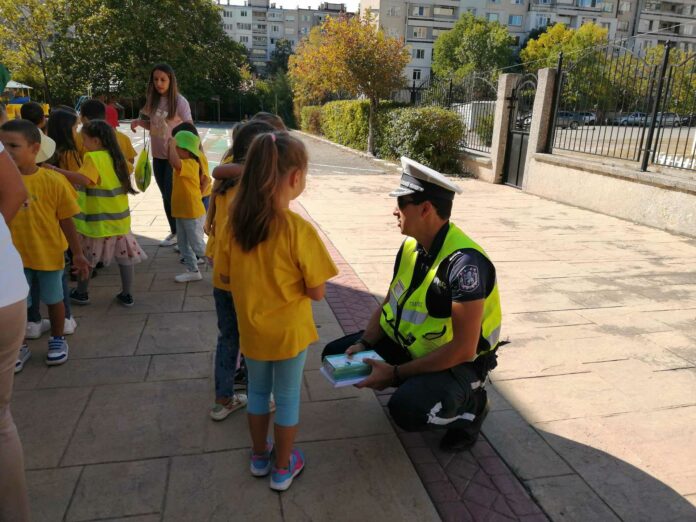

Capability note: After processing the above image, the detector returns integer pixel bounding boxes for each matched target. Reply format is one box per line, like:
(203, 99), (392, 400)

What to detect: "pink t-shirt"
(144, 94), (192, 159)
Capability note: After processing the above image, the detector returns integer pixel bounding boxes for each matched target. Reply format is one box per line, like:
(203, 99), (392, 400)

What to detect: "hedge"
(378, 107), (464, 173)
(300, 106), (323, 135)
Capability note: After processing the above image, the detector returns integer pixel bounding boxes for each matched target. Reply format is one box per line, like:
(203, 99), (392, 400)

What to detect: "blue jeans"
(27, 255), (72, 322)
(153, 157), (175, 234)
(246, 349), (308, 426)
(213, 288), (240, 400)
(175, 218), (206, 271)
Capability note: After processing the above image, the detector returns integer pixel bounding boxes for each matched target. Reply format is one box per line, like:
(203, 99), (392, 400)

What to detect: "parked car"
(578, 111), (597, 125)
(555, 111), (582, 129)
(648, 112), (682, 127)
(616, 112), (648, 126)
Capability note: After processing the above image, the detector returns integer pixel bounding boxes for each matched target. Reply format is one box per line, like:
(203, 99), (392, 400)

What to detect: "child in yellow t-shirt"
(167, 131), (206, 282)
(80, 99), (136, 172)
(217, 131), (338, 492)
(47, 107), (83, 173)
(204, 120), (276, 422)
(0, 120), (90, 369)
(172, 122), (211, 211)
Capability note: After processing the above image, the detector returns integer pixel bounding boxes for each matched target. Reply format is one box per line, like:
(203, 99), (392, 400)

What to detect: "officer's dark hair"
(80, 99), (106, 121)
(20, 102), (45, 126)
(410, 192), (453, 220)
(1, 118), (42, 144)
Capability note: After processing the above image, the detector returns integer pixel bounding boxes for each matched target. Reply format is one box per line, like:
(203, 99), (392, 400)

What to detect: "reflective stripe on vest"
(74, 151), (131, 238)
(379, 223), (503, 359)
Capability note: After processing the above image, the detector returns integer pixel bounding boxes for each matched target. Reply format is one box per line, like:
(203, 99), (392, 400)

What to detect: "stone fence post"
(490, 73), (520, 184)
(523, 67), (557, 189)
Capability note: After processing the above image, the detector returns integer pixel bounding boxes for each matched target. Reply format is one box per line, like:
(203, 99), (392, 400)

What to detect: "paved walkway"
(296, 132), (696, 521)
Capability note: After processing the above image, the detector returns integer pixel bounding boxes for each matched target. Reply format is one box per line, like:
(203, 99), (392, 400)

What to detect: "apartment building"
(634, 0), (696, 51)
(216, 0), (348, 72)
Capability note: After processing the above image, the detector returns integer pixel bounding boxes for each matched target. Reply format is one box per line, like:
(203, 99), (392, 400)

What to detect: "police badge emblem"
(458, 265), (479, 292)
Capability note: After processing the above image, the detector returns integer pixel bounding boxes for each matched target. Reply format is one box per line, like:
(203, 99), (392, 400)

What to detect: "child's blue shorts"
(24, 268), (64, 306)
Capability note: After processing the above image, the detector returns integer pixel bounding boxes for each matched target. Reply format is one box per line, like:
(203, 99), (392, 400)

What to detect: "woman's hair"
(144, 63), (179, 120)
(251, 112), (286, 131)
(215, 120), (275, 196)
(81, 120), (137, 195)
(172, 121), (198, 137)
(230, 131), (308, 252)
(47, 109), (80, 168)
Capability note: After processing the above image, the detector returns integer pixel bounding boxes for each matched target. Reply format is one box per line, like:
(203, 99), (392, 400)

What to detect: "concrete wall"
(526, 153), (696, 238)
(459, 151), (493, 182)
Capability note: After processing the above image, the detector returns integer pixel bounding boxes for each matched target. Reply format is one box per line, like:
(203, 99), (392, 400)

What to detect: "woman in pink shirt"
(131, 63), (192, 247)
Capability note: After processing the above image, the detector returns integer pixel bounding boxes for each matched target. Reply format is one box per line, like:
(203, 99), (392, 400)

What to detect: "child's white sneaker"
(15, 345), (31, 373)
(160, 233), (177, 247)
(64, 316), (78, 335)
(46, 337), (69, 366)
(25, 319), (50, 339)
(209, 393), (248, 421)
(175, 270), (202, 283)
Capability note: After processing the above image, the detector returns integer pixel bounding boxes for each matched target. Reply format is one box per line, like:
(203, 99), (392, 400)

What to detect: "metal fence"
(550, 39), (696, 172)
(395, 75), (497, 155)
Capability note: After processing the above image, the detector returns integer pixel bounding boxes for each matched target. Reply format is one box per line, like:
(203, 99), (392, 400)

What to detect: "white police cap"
(389, 157), (463, 200)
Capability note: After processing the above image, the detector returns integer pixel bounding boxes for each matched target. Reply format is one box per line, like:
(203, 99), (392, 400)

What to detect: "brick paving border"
(293, 201), (548, 521)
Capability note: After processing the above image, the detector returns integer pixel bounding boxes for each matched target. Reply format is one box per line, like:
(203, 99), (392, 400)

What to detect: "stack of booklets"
(320, 350), (384, 388)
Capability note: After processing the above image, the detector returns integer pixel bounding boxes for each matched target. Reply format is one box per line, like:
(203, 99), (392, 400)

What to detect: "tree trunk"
(367, 97), (376, 155)
(36, 41), (52, 104)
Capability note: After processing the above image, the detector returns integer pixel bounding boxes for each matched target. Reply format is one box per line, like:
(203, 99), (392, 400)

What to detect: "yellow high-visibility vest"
(74, 151), (131, 238)
(380, 223), (502, 359)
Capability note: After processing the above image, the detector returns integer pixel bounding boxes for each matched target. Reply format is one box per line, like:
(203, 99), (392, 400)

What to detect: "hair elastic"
(270, 133), (276, 143)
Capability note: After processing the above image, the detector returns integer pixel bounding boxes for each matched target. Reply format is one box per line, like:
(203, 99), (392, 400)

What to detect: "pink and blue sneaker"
(270, 448), (305, 491)
(250, 441), (274, 477)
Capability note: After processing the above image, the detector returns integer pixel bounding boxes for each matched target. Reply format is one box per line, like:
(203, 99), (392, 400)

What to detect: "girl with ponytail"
(218, 131), (338, 491)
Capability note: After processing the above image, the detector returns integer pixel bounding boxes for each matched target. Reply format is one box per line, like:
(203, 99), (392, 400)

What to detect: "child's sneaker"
(250, 441), (274, 477)
(15, 345), (31, 373)
(174, 269), (202, 283)
(115, 292), (134, 307)
(270, 448), (305, 491)
(70, 289), (90, 305)
(179, 256), (205, 265)
(209, 393), (248, 421)
(25, 318), (50, 339)
(46, 336), (69, 366)
(64, 316), (78, 335)
(160, 233), (177, 247)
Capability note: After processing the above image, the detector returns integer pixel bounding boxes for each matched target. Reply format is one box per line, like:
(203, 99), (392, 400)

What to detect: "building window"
(619, 1), (630, 11)
(486, 13), (499, 22)
(240, 36), (249, 43)
(413, 69), (421, 80)
(413, 48), (425, 59)
(410, 6), (425, 16)
(285, 27), (295, 34)
(617, 20), (629, 31)
(512, 35), (521, 45)
(511, 0), (523, 4)
(237, 23), (251, 30)
(603, 2), (613, 12)
(412, 26), (427, 38)
(576, 0), (597, 7)
(272, 24), (280, 32)
(433, 6), (454, 16)
(432, 27), (447, 37)
(240, 10), (248, 16)
(387, 6), (401, 16)
(467, 7), (477, 15)
(509, 15), (523, 25)
(302, 14), (310, 21)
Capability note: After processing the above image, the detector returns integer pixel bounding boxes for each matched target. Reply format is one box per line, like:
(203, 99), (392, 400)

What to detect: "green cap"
(174, 131), (200, 158)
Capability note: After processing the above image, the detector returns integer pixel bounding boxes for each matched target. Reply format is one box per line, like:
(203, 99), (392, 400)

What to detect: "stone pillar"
(490, 73), (521, 184)
(523, 67), (557, 189)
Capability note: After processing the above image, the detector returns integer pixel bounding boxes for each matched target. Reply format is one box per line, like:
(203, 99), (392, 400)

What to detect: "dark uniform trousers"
(322, 331), (494, 433)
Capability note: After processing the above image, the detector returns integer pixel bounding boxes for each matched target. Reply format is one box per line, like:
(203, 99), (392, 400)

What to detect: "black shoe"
(70, 289), (90, 305)
(115, 292), (134, 308)
(96, 262), (104, 269)
(439, 395), (490, 453)
(90, 269), (98, 279)
(234, 370), (248, 391)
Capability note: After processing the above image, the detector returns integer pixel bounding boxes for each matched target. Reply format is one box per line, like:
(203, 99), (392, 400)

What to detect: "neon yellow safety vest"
(74, 151), (131, 238)
(379, 223), (502, 360)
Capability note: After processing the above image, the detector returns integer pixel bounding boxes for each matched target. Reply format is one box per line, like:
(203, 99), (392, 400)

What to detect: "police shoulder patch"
(458, 265), (480, 292)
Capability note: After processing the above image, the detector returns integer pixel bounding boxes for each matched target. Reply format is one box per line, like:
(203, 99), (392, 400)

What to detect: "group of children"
(3, 92), (339, 490)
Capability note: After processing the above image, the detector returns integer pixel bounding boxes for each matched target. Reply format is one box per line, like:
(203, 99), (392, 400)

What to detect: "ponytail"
(82, 120), (137, 195)
(230, 131), (307, 252)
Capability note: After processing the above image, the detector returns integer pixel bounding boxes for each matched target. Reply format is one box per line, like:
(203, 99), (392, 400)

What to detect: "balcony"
(529, 0), (557, 11)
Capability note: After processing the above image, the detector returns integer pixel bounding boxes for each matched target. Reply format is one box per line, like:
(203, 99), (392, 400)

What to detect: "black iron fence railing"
(549, 38), (696, 172)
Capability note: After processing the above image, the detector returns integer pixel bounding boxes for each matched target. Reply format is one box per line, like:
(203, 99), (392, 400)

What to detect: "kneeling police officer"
(322, 157), (502, 452)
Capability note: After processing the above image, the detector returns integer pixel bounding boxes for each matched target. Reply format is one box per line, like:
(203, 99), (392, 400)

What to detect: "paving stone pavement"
(295, 132), (696, 522)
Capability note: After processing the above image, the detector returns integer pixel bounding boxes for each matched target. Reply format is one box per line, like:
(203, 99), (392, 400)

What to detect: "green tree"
(0, 0), (60, 101)
(520, 22), (607, 71)
(289, 14), (409, 154)
(268, 39), (294, 76)
(49, 0), (248, 109)
(432, 12), (515, 80)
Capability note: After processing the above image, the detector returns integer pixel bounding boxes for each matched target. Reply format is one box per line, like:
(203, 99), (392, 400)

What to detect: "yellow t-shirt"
(116, 130), (137, 173)
(58, 149), (82, 172)
(75, 132), (86, 158)
(219, 209), (338, 361)
(200, 152), (212, 198)
(9, 167), (80, 271)
(78, 154), (101, 185)
(172, 158), (205, 219)
(206, 188), (237, 290)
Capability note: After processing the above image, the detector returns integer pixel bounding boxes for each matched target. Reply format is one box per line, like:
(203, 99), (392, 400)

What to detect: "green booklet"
(320, 350), (384, 388)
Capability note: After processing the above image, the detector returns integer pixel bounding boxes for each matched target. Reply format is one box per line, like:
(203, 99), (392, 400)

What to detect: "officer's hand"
(355, 359), (394, 391)
(345, 343), (366, 357)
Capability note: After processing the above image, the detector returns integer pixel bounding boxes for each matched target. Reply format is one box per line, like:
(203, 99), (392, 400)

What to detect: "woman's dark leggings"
(153, 157), (175, 234)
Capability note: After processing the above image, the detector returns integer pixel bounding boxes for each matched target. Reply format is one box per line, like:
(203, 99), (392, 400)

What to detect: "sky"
(216, 0), (361, 13)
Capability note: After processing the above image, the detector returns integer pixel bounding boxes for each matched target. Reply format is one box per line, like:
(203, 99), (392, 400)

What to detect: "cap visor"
(389, 186), (417, 197)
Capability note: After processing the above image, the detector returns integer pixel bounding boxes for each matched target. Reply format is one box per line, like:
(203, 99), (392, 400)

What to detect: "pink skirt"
(80, 233), (148, 267)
